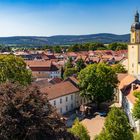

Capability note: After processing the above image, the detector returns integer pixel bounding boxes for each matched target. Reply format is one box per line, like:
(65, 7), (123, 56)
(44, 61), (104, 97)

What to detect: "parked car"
(99, 112), (107, 117)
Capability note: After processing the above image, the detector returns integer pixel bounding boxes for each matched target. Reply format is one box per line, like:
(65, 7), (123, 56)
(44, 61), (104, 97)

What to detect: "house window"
(71, 95), (73, 100)
(66, 96), (68, 102)
(54, 100), (56, 106)
(66, 106), (68, 111)
(80, 99), (82, 104)
(60, 98), (62, 104)
(132, 39), (134, 43)
(60, 108), (62, 113)
(71, 104), (73, 109)
(84, 98), (86, 103)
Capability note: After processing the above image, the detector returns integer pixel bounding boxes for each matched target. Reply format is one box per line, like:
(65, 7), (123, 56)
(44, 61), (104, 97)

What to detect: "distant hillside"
(0, 33), (130, 46)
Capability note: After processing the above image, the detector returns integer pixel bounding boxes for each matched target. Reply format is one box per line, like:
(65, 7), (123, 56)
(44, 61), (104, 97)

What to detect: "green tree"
(133, 91), (140, 119)
(64, 68), (77, 79)
(78, 63), (118, 106)
(96, 107), (133, 140)
(0, 55), (32, 85)
(69, 118), (90, 140)
(108, 43), (127, 51)
(65, 57), (73, 69)
(0, 83), (78, 140)
(68, 44), (80, 52)
(134, 133), (140, 140)
(112, 64), (127, 73)
(67, 42), (106, 52)
(76, 58), (86, 72)
(116, 44), (127, 51)
(93, 42), (106, 50)
(94, 131), (108, 140)
(53, 46), (62, 53)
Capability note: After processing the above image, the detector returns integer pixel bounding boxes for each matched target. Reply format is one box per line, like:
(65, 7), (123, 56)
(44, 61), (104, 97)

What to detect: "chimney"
(131, 83), (137, 91)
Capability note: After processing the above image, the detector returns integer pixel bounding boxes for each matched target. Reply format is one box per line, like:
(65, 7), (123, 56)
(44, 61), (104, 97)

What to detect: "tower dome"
(131, 11), (140, 30)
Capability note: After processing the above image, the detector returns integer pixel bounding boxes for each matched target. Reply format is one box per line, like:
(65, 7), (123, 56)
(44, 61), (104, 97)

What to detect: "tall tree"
(133, 91), (140, 119)
(68, 44), (80, 52)
(64, 68), (77, 79)
(53, 46), (62, 53)
(78, 63), (118, 106)
(0, 83), (78, 140)
(69, 118), (90, 140)
(134, 133), (140, 140)
(112, 64), (127, 73)
(65, 57), (73, 69)
(96, 107), (133, 140)
(76, 58), (86, 72)
(108, 43), (127, 51)
(0, 55), (32, 85)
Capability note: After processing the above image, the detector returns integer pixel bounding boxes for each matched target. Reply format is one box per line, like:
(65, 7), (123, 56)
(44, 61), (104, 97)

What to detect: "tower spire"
(135, 10), (139, 22)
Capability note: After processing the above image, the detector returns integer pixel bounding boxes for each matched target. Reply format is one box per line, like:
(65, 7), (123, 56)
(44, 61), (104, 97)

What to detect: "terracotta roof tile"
(119, 75), (137, 89)
(40, 81), (79, 100)
(124, 85), (140, 104)
(25, 60), (52, 67)
(49, 77), (63, 84)
(117, 73), (128, 83)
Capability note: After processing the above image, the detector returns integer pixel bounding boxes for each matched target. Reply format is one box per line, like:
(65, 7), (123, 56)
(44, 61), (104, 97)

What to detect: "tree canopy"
(0, 83), (78, 140)
(96, 107), (133, 140)
(64, 68), (77, 79)
(133, 91), (140, 120)
(0, 45), (12, 52)
(67, 42), (106, 52)
(112, 64), (127, 73)
(107, 42), (127, 51)
(134, 133), (140, 140)
(76, 58), (86, 72)
(0, 55), (32, 85)
(65, 57), (73, 69)
(78, 63), (118, 104)
(69, 118), (90, 140)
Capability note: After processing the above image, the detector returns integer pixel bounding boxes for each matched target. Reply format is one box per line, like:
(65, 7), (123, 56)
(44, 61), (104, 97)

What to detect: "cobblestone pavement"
(81, 115), (105, 140)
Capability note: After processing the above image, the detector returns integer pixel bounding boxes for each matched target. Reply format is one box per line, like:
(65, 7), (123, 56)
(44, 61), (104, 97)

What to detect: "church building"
(128, 11), (140, 79)
(118, 11), (140, 132)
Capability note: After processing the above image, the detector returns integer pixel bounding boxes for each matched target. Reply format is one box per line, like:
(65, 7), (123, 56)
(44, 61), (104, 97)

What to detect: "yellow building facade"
(128, 11), (140, 78)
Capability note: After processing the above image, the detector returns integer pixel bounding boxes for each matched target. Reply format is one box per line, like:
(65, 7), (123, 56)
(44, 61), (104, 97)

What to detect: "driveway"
(81, 115), (105, 140)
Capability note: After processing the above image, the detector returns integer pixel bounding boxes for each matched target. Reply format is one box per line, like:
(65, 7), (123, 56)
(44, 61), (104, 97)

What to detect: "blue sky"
(0, 0), (139, 36)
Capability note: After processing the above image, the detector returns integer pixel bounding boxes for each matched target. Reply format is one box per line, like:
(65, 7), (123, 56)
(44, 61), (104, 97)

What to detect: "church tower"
(128, 11), (140, 78)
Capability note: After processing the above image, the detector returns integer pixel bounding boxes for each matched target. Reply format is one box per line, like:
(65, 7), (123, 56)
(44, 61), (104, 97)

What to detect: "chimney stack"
(131, 83), (137, 91)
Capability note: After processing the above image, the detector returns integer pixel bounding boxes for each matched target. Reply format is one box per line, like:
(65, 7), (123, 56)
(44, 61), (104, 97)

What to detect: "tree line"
(0, 42), (127, 53)
(40, 42), (127, 53)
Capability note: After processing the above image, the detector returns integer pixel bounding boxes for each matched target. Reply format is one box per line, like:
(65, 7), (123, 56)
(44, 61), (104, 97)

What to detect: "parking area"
(81, 115), (105, 140)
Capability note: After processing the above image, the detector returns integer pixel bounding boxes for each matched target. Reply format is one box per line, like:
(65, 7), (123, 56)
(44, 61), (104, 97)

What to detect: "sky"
(0, 0), (139, 37)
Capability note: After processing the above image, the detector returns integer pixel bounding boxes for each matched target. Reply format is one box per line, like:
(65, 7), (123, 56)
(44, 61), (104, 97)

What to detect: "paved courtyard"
(81, 115), (105, 140)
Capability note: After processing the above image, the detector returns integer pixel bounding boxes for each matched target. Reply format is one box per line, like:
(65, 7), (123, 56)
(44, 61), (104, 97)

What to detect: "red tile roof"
(119, 75), (137, 89)
(26, 60), (52, 67)
(40, 81), (79, 100)
(124, 85), (140, 104)
(26, 60), (59, 71)
(117, 73), (128, 83)
(49, 77), (63, 84)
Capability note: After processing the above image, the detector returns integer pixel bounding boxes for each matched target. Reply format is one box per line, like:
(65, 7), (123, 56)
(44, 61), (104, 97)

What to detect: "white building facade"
(49, 92), (88, 114)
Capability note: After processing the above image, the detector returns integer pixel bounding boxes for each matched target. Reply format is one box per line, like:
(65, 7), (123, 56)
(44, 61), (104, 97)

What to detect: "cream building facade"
(41, 80), (88, 114)
(128, 11), (140, 79)
(49, 92), (88, 114)
(120, 11), (140, 132)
